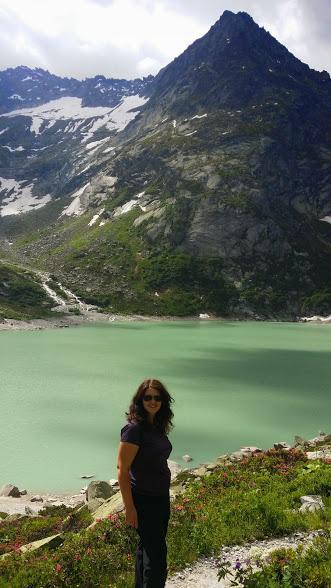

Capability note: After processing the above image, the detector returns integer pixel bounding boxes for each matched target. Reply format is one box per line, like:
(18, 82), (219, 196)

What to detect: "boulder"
(294, 435), (308, 446)
(86, 480), (114, 502)
(0, 484), (21, 497)
(274, 442), (291, 450)
(229, 451), (245, 462)
(240, 446), (262, 454)
(89, 491), (124, 524)
(193, 466), (208, 477)
(20, 533), (64, 554)
(309, 433), (331, 445)
(31, 495), (43, 502)
(167, 460), (183, 480)
(299, 495), (324, 513)
(87, 498), (105, 513)
(20, 489), (28, 496)
(206, 462), (219, 471)
(182, 454), (193, 463)
(170, 484), (186, 498)
(216, 454), (230, 464)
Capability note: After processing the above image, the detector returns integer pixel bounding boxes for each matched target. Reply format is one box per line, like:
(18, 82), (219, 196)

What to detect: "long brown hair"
(126, 379), (174, 434)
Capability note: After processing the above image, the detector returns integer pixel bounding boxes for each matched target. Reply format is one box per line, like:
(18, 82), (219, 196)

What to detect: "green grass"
(0, 449), (330, 587)
(0, 262), (55, 320)
(218, 535), (331, 587)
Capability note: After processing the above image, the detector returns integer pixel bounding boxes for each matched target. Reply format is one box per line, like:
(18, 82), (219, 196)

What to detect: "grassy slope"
(0, 447), (330, 587)
(0, 261), (56, 320)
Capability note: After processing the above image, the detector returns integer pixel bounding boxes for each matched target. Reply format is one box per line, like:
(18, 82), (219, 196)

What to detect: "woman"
(117, 379), (174, 588)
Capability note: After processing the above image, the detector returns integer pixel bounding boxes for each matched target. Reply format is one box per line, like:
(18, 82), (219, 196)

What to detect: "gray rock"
(0, 484), (21, 498)
(31, 495), (43, 502)
(274, 442), (291, 450)
(216, 454), (230, 464)
(168, 460), (183, 479)
(19, 489), (28, 496)
(206, 462), (219, 471)
(240, 446), (262, 454)
(89, 491), (124, 524)
(193, 466), (208, 477)
(87, 498), (105, 513)
(294, 435), (307, 446)
(87, 480), (114, 502)
(20, 533), (64, 554)
(229, 451), (244, 462)
(299, 495), (324, 513)
(25, 506), (34, 515)
(182, 454), (193, 463)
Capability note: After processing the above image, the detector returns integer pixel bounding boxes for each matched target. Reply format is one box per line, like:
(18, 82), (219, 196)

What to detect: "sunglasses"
(143, 394), (162, 402)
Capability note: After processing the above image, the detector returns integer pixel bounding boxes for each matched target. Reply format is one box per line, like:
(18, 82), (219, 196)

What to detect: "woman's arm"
(117, 441), (139, 528)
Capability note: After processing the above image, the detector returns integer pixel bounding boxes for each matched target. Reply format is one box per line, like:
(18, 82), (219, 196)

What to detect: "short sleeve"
(120, 423), (142, 446)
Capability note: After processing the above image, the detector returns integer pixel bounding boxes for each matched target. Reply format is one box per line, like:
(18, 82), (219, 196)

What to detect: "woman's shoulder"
(120, 420), (143, 444)
(121, 420), (141, 433)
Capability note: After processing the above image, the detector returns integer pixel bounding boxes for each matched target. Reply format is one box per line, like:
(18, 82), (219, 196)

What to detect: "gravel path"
(166, 530), (325, 587)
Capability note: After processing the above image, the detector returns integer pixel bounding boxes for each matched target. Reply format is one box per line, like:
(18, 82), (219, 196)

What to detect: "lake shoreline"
(1, 432), (330, 516)
(1, 310), (330, 331)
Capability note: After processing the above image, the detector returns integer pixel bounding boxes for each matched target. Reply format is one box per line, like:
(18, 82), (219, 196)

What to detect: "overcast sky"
(0, 0), (330, 80)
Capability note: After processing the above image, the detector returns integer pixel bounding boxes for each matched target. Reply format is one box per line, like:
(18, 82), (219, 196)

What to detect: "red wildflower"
(55, 564), (62, 573)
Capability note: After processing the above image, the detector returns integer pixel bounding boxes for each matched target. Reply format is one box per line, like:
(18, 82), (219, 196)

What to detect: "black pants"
(132, 492), (170, 588)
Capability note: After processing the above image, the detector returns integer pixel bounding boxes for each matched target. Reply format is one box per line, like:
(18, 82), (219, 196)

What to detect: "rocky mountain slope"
(0, 11), (330, 319)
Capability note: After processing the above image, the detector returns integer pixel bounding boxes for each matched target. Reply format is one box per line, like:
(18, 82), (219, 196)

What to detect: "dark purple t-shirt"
(120, 421), (172, 496)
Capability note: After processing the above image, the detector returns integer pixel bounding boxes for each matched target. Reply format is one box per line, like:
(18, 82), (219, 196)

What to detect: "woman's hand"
(125, 505), (138, 528)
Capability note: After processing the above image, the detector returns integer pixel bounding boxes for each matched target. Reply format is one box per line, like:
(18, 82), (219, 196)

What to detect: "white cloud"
(0, 0), (329, 79)
(137, 57), (161, 76)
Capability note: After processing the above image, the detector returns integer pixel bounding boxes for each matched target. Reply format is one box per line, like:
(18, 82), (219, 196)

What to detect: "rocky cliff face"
(0, 11), (330, 319)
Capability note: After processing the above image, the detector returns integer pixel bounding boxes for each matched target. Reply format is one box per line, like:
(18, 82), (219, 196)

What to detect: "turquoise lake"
(1, 321), (330, 493)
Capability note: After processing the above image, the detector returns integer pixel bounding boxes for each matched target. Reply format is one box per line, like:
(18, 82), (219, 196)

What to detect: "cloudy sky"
(0, 0), (330, 80)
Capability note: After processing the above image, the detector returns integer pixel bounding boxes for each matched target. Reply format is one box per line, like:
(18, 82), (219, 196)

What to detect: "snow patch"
(22, 76), (33, 82)
(2, 145), (25, 152)
(320, 216), (331, 224)
(0, 127), (9, 135)
(88, 208), (105, 227)
(184, 131), (197, 136)
(30, 117), (44, 134)
(191, 114), (208, 120)
(103, 146), (115, 154)
(0, 177), (51, 216)
(9, 94), (24, 100)
(1, 96), (146, 139)
(85, 137), (109, 150)
(60, 182), (90, 217)
(172, 120), (177, 128)
(81, 95), (148, 142)
(113, 191), (145, 217)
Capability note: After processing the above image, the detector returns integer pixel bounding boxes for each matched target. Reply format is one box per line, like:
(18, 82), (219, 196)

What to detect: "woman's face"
(142, 387), (162, 420)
